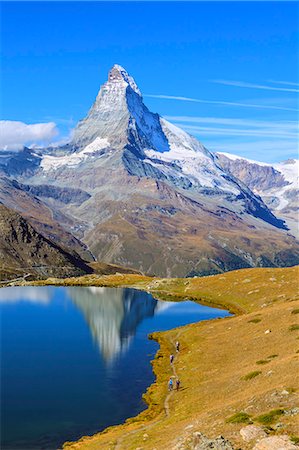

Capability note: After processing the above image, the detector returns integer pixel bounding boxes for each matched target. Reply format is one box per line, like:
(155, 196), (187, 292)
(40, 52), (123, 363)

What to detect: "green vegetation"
(226, 412), (252, 424)
(289, 324), (299, 331)
(242, 370), (262, 381)
(267, 354), (278, 359)
(291, 309), (299, 314)
(256, 409), (285, 424)
(248, 318), (262, 323)
(256, 360), (270, 365)
(290, 436), (299, 445)
(285, 387), (296, 393)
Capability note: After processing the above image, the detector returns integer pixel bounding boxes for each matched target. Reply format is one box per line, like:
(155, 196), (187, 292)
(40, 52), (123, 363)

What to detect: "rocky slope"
(1, 65), (299, 276)
(217, 153), (298, 238)
(0, 176), (93, 261)
(0, 204), (92, 278)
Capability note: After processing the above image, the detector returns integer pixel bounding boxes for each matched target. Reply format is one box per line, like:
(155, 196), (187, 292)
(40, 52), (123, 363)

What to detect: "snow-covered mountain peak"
(71, 64), (169, 152)
(108, 64), (141, 96)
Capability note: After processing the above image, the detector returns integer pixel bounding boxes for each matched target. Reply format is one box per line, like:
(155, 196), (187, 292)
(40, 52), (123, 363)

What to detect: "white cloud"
(0, 286), (52, 305)
(267, 80), (299, 87)
(211, 79), (299, 93)
(179, 124), (296, 139)
(0, 120), (58, 151)
(145, 94), (298, 111)
(165, 116), (297, 131)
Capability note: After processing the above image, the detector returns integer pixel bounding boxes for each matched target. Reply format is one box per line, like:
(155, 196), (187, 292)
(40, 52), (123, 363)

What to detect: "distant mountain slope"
(0, 176), (93, 261)
(0, 204), (92, 279)
(216, 153), (298, 238)
(1, 65), (298, 276)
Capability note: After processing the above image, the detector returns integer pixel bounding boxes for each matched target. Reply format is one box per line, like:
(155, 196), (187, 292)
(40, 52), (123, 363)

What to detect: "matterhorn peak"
(71, 63), (164, 150)
(107, 64), (141, 96)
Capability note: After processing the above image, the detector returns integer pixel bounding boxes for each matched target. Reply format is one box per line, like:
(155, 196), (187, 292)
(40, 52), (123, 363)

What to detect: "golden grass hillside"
(23, 266), (299, 449)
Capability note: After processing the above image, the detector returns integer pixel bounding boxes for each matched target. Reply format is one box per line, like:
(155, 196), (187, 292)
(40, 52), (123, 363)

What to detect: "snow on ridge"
(41, 137), (110, 171)
(142, 119), (240, 194)
(273, 159), (299, 185)
(217, 152), (271, 167)
(217, 151), (298, 187)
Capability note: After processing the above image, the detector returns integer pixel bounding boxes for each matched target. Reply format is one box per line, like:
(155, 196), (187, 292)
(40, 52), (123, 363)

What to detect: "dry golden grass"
(25, 266), (299, 449)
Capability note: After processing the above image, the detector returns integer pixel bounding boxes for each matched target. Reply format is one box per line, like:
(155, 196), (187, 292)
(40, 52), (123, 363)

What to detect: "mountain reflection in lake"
(1, 286), (230, 450)
(68, 287), (159, 362)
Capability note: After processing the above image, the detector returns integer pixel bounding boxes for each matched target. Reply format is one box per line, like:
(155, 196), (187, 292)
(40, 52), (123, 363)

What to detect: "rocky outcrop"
(192, 432), (234, 449)
(0, 204), (92, 278)
(240, 425), (267, 443)
(253, 435), (297, 449)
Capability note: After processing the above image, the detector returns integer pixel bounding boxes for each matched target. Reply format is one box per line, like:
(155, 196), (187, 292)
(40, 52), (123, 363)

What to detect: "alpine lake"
(1, 286), (230, 449)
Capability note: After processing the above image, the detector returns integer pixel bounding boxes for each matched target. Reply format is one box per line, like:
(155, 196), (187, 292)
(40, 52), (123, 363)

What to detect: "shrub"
(242, 371), (262, 381)
(290, 436), (299, 445)
(291, 309), (299, 315)
(248, 318), (261, 323)
(226, 412), (252, 424)
(267, 354), (278, 359)
(256, 409), (284, 424)
(289, 324), (299, 332)
(256, 360), (270, 365)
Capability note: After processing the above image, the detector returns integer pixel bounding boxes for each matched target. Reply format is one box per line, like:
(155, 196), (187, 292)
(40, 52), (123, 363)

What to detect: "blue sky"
(1, 1), (298, 162)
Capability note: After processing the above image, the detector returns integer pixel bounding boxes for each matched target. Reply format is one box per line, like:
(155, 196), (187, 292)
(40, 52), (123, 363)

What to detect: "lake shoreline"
(11, 266), (299, 449)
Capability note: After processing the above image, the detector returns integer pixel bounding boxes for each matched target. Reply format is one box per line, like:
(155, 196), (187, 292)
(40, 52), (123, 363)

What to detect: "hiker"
(168, 378), (173, 391)
(170, 354), (174, 364)
(176, 341), (180, 352)
(176, 378), (180, 391)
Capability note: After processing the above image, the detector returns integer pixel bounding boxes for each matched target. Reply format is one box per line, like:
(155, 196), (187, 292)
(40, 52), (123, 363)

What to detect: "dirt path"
(114, 331), (182, 449)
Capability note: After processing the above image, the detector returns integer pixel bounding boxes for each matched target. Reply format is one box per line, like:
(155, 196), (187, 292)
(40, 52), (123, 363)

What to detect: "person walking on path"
(175, 341), (180, 352)
(168, 378), (173, 391)
(176, 378), (180, 391)
(170, 354), (174, 364)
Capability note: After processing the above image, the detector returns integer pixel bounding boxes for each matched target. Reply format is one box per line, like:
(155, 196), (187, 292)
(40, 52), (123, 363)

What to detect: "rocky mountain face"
(0, 204), (92, 279)
(0, 177), (92, 261)
(1, 65), (298, 277)
(217, 153), (299, 238)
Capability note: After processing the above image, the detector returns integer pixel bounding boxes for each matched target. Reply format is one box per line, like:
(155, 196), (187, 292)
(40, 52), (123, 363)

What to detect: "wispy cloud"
(165, 116), (298, 163)
(165, 116), (298, 130)
(267, 80), (299, 87)
(145, 94), (298, 111)
(179, 124), (296, 139)
(166, 116), (298, 139)
(0, 121), (58, 151)
(211, 79), (299, 93)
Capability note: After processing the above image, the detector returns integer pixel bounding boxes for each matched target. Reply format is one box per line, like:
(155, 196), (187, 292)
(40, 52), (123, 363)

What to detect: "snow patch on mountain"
(218, 152), (271, 167)
(41, 137), (110, 171)
(143, 119), (240, 193)
(274, 159), (298, 185)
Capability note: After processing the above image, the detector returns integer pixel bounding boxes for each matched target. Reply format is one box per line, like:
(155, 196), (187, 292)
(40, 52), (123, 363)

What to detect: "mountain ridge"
(216, 153), (298, 238)
(1, 65), (298, 276)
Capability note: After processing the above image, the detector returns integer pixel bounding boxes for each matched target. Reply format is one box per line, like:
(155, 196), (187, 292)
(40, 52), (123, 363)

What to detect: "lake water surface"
(1, 286), (230, 449)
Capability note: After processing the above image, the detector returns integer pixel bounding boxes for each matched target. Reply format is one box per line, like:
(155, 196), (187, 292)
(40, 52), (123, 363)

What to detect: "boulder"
(253, 435), (297, 449)
(240, 425), (267, 442)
